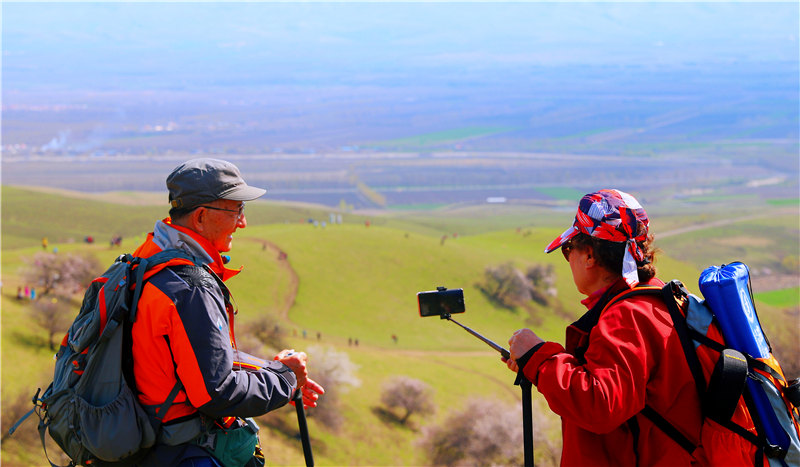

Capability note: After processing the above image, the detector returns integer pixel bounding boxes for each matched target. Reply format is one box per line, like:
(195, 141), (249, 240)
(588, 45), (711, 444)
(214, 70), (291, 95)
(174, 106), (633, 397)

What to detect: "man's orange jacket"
(130, 219), (296, 424)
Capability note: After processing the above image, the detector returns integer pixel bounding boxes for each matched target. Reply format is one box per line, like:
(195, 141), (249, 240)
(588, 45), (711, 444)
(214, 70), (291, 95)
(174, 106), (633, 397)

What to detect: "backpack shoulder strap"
(129, 249), (203, 322)
(605, 281), (708, 397)
(123, 249), (200, 423)
(607, 282), (709, 455)
(659, 281), (709, 398)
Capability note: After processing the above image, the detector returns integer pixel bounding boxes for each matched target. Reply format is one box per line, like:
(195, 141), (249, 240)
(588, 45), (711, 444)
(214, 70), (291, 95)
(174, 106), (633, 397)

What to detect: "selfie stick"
(440, 313), (510, 359)
(439, 313), (534, 467)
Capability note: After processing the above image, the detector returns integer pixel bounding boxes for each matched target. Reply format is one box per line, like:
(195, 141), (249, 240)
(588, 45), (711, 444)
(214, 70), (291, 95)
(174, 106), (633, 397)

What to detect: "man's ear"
(187, 207), (206, 233)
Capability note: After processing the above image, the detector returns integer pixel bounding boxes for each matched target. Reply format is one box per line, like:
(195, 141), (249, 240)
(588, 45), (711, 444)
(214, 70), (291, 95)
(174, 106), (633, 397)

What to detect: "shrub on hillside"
(380, 376), (436, 425)
(305, 346), (361, 431)
(780, 255), (799, 275)
(2, 390), (39, 445)
(417, 397), (561, 467)
(478, 262), (556, 309)
(526, 264), (557, 305)
(417, 397), (523, 466)
(236, 313), (288, 356)
(771, 306), (800, 377)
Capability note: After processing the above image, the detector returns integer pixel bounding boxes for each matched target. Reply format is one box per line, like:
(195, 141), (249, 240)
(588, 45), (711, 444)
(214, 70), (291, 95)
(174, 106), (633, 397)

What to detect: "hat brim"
(220, 185), (267, 202)
(544, 226), (579, 254)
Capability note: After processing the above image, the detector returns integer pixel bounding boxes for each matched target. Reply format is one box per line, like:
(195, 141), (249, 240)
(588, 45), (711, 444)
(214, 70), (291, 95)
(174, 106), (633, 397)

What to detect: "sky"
(3, 2), (798, 93)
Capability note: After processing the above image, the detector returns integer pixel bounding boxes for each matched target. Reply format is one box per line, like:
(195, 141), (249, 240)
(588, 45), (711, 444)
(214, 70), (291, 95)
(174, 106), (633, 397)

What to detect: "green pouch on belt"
(202, 418), (264, 467)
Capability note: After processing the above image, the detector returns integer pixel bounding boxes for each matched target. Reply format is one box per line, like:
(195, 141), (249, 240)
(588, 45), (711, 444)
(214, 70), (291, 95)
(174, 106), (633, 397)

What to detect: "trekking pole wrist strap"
(515, 342), (545, 386)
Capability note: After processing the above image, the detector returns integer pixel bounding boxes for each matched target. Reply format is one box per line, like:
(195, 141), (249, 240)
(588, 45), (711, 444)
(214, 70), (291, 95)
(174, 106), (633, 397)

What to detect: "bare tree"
(380, 376), (436, 424)
(31, 296), (74, 350)
(21, 252), (101, 297)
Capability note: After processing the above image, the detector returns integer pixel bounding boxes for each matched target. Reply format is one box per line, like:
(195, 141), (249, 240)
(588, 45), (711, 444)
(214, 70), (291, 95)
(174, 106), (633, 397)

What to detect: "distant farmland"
(3, 148), (796, 210)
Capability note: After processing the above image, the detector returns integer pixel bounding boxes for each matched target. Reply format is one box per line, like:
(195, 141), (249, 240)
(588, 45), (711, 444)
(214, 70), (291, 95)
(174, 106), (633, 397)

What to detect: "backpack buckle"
(668, 280), (689, 299)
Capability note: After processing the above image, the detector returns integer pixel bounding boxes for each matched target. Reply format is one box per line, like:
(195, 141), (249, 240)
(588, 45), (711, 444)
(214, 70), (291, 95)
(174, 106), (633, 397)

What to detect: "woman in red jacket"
(505, 189), (738, 466)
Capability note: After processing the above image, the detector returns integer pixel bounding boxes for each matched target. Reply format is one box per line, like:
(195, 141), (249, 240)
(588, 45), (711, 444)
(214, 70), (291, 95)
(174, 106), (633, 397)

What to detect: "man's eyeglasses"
(199, 203), (245, 218)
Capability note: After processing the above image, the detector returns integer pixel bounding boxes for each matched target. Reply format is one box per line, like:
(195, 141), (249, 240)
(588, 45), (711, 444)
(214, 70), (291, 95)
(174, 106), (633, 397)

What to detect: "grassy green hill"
(2, 186), (797, 466)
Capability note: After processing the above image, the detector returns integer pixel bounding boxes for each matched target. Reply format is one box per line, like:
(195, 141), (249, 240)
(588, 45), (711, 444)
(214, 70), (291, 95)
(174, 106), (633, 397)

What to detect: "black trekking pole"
(293, 389), (314, 467)
(515, 373), (535, 467)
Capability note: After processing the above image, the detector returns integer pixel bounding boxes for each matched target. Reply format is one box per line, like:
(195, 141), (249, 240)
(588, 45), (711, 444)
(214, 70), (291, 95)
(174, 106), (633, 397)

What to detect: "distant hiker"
(504, 189), (753, 466)
(391, 334), (398, 344)
(24, 285), (29, 298)
(41, 237), (48, 250)
(16, 286), (23, 300)
(29, 287), (36, 300)
(129, 158), (324, 465)
(317, 332), (321, 341)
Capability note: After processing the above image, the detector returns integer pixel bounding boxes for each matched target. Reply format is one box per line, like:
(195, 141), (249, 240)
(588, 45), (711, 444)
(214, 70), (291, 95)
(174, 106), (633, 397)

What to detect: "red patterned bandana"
(545, 189), (649, 286)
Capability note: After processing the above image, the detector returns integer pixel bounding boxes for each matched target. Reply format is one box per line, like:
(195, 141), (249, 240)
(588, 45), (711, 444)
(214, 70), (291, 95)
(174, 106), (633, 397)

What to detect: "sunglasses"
(199, 203), (245, 218)
(561, 239), (574, 261)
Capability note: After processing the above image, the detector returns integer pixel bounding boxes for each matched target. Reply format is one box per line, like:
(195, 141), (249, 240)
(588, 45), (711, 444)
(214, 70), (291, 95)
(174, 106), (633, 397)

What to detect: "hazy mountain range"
(4, 2), (798, 93)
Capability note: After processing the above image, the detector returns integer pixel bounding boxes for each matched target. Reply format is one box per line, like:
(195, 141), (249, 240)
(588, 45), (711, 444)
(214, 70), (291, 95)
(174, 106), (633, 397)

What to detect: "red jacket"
(131, 219), (296, 424)
(521, 277), (755, 466)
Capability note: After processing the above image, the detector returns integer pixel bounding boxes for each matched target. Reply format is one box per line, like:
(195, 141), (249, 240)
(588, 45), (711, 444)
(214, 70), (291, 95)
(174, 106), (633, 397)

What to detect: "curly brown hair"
(569, 221), (658, 283)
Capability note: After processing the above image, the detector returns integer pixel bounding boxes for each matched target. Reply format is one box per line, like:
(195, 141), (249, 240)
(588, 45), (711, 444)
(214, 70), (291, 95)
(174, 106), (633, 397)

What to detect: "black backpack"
(9, 249), (201, 467)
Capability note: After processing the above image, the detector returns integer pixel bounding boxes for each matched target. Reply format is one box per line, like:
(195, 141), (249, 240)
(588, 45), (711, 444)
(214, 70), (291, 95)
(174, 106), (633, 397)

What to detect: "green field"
(374, 126), (516, 149)
(2, 186), (798, 466)
(755, 287), (800, 309)
(767, 198), (800, 207)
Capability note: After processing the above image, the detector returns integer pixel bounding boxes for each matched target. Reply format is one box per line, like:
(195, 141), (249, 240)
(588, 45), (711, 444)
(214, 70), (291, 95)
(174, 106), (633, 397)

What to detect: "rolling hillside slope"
(2, 186), (796, 466)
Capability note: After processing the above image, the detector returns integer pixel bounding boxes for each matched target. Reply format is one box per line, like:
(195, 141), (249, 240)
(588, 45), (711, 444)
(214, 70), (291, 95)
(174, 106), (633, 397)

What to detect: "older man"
(132, 158), (323, 466)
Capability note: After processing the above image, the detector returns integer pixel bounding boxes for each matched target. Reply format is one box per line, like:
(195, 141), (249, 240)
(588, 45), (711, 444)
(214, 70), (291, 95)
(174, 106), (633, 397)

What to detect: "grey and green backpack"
(9, 249), (199, 467)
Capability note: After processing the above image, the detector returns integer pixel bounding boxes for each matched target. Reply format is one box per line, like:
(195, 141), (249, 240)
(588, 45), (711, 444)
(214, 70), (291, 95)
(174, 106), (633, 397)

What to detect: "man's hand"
(504, 328), (544, 372)
(296, 377), (325, 409)
(275, 350), (326, 408)
(275, 349), (308, 388)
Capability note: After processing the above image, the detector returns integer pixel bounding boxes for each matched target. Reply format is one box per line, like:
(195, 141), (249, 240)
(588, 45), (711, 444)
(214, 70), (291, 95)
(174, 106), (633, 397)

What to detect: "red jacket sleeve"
(522, 296), (664, 433)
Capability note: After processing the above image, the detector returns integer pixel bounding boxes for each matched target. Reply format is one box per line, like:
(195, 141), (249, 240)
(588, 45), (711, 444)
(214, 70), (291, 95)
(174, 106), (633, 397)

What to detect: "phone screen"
(417, 288), (465, 317)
